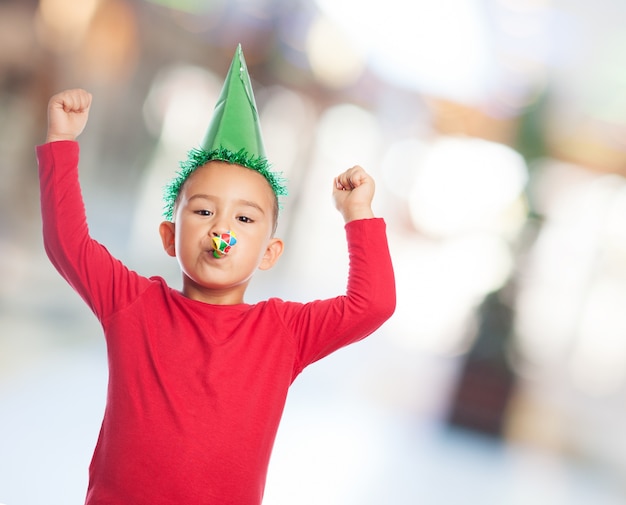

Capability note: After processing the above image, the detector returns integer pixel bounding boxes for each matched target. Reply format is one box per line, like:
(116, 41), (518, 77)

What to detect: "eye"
(238, 216), (253, 223)
(194, 209), (213, 217)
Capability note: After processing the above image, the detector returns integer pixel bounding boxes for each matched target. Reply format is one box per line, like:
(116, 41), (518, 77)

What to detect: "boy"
(37, 46), (395, 504)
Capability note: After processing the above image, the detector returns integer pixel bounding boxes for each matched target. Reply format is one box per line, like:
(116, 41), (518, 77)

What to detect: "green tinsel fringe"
(162, 147), (288, 221)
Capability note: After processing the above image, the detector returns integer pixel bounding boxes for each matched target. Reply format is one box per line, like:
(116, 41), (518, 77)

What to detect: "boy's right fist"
(46, 88), (92, 143)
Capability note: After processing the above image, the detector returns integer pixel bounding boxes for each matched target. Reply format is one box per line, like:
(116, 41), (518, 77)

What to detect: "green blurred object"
(143, 0), (213, 14)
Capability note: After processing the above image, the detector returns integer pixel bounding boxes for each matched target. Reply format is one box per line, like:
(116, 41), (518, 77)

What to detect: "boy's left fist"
(333, 165), (375, 223)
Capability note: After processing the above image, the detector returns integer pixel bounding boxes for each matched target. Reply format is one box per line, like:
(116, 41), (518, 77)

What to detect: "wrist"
(46, 134), (77, 143)
(342, 206), (375, 223)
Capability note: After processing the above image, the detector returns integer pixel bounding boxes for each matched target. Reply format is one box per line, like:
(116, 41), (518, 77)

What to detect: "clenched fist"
(46, 88), (92, 143)
(332, 165), (376, 223)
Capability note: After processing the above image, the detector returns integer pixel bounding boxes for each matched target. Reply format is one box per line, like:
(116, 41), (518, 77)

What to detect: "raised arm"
(38, 89), (149, 321)
(285, 166), (395, 372)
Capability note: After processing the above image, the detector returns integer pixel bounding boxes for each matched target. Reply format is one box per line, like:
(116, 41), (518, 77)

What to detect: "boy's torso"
(89, 282), (298, 504)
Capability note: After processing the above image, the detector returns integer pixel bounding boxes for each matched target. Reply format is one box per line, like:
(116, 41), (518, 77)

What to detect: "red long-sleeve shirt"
(37, 140), (395, 505)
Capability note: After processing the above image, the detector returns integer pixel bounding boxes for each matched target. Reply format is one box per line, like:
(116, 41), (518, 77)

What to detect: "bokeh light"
(408, 136), (528, 238)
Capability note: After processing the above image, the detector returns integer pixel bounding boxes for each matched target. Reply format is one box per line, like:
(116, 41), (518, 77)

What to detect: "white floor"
(0, 338), (623, 505)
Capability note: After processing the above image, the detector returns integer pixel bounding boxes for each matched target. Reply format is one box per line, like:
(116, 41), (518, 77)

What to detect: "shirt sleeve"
(37, 140), (150, 322)
(283, 218), (396, 374)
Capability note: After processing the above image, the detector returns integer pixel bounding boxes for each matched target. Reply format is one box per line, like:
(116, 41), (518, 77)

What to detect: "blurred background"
(1, 0), (626, 503)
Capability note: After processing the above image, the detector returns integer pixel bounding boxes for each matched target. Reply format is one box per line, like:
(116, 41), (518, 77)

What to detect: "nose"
(209, 217), (230, 239)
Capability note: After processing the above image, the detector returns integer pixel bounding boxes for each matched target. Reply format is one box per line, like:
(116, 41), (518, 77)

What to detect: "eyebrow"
(187, 194), (266, 215)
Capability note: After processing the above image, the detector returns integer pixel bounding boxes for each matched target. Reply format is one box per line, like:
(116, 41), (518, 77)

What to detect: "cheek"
(175, 223), (198, 253)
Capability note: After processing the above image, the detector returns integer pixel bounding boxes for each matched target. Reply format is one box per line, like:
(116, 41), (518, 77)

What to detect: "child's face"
(159, 161), (283, 304)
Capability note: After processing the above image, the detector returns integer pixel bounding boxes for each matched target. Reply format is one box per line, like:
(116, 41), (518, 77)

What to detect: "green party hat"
(201, 43), (265, 157)
(163, 44), (287, 221)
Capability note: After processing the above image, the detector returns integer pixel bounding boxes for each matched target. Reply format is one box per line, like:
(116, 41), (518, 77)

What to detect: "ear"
(159, 221), (176, 257)
(258, 237), (284, 271)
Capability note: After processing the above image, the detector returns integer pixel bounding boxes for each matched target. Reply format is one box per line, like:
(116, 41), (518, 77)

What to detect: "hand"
(332, 165), (375, 223)
(46, 88), (92, 143)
